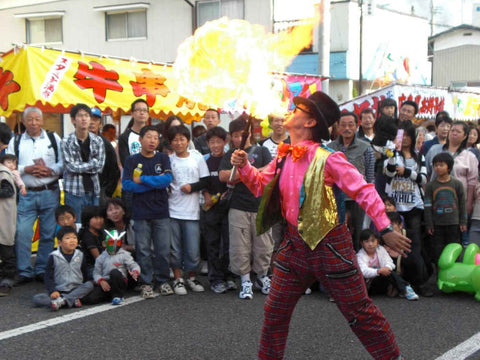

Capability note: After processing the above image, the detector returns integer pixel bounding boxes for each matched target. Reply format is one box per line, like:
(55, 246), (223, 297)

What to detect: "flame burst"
(173, 16), (314, 118)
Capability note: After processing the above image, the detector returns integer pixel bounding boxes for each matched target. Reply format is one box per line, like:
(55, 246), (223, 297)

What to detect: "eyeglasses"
(295, 105), (315, 117)
(134, 108), (149, 113)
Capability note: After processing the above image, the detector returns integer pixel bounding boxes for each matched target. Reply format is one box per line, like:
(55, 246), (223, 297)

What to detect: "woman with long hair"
(104, 198), (135, 255)
(383, 123), (427, 290)
(467, 126), (480, 173)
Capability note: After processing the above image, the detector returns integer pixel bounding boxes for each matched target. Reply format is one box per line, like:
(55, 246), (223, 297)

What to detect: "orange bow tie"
(277, 142), (308, 162)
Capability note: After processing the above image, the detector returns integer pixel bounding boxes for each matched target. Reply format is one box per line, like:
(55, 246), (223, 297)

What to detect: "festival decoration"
(437, 243), (480, 302)
(0, 45), (323, 123)
(340, 83), (480, 121)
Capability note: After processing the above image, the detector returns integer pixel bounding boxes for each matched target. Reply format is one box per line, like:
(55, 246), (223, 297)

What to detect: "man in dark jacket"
(90, 108), (120, 204)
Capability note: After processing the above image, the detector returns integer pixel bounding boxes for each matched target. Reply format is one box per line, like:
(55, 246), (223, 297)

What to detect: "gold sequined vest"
(256, 147), (339, 250)
(297, 147), (339, 250)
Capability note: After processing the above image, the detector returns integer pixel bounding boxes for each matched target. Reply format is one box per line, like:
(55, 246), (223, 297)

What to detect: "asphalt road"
(1, 278), (480, 360)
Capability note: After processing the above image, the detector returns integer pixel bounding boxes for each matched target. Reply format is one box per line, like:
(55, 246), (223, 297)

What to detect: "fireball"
(173, 16), (314, 118)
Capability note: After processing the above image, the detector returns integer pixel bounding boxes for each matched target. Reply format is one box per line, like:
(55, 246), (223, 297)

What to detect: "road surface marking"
(0, 295), (153, 341)
(435, 332), (480, 360)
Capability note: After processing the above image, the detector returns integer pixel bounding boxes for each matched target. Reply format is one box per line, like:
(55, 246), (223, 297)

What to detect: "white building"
(0, 0), (271, 63)
(0, 0), (433, 108)
(429, 24), (480, 88)
(286, 1), (432, 103)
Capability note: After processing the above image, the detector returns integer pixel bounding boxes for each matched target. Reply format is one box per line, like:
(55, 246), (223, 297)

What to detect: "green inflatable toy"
(438, 243), (480, 301)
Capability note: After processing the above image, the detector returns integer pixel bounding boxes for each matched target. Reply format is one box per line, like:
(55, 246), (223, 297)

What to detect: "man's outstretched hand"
(382, 231), (411, 258)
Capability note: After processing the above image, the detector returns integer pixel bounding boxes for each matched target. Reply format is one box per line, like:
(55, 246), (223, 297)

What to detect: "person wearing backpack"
(6, 106), (64, 284)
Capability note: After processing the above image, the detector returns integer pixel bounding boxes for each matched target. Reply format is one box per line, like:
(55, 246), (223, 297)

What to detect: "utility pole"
(317, 0), (331, 94)
(358, 0), (364, 96)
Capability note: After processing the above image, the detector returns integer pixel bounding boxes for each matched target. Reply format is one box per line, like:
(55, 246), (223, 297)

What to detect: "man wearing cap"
(231, 91), (411, 359)
(89, 108), (120, 204)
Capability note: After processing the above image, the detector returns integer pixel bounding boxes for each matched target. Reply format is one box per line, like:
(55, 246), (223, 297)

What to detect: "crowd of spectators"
(0, 97), (479, 309)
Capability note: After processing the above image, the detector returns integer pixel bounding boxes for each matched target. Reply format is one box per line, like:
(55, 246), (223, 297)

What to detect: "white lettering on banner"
(40, 56), (73, 100)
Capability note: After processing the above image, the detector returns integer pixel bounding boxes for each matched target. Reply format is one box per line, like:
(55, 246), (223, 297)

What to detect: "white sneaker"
(305, 288), (312, 295)
(50, 297), (66, 311)
(173, 278), (188, 295)
(239, 281), (253, 299)
(255, 275), (271, 295)
(186, 277), (205, 292)
(141, 284), (155, 299)
(200, 260), (208, 275)
(158, 282), (174, 296)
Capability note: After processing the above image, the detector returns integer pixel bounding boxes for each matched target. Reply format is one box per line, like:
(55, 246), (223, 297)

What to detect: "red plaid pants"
(258, 224), (401, 360)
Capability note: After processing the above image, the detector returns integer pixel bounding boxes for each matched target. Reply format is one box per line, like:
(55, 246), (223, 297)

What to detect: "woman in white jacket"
(357, 229), (418, 301)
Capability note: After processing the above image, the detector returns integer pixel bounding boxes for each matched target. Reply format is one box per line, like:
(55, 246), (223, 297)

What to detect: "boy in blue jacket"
(122, 125), (173, 298)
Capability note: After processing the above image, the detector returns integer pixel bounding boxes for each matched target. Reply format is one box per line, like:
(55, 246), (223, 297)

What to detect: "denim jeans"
(16, 188), (59, 278)
(170, 219), (201, 273)
(469, 219), (480, 246)
(134, 218), (171, 285)
(33, 281), (93, 308)
(64, 192), (99, 220)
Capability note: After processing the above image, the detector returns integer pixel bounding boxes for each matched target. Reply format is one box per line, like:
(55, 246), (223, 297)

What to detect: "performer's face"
(283, 105), (315, 133)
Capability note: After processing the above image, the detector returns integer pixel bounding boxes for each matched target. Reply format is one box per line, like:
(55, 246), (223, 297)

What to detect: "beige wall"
(432, 45), (480, 87)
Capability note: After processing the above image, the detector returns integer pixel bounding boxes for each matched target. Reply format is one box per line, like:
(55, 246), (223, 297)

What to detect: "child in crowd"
(218, 115), (273, 300)
(357, 229), (418, 301)
(122, 125), (173, 298)
(202, 126), (236, 294)
(83, 230), (140, 305)
(387, 211), (406, 237)
(33, 226), (93, 311)
(424, 152), (467, 265)
(55, 205), (80, 235)
(79, 205), (105, 279)
(383, 196), (397, 213)
(0, 154), (26, 195)
(168, 125), (210, 295)
(0, 156), (17, 296)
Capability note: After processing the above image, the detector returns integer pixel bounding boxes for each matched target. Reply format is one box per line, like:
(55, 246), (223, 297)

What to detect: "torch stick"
(227, 114), (255, 187)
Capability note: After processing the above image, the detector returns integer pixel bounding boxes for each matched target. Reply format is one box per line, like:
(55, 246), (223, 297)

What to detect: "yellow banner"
(0, 46), (209, 123)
